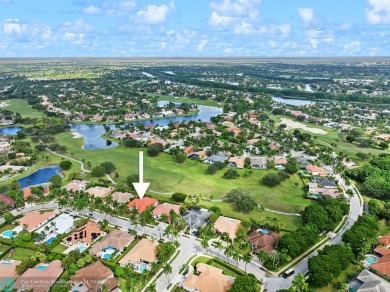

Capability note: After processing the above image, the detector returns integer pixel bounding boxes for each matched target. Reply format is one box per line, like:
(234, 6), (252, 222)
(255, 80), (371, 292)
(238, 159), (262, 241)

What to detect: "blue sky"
(0, 0), (389, 57)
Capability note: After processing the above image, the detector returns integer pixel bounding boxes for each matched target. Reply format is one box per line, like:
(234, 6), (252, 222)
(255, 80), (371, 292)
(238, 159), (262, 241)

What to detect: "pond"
(70, 103), (223, 150)
(0, 126), (22, 136)
(272, 96), (314, 106)
(18, 165), (61, 188)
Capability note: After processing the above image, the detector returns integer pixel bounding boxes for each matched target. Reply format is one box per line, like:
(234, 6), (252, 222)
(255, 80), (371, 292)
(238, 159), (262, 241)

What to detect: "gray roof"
(250, 157), (267, 167)
(313, 177), (337, 188)
(208, 154), (228, 163)
(182, 208), (212, 230)
(356, 269), (390, 292)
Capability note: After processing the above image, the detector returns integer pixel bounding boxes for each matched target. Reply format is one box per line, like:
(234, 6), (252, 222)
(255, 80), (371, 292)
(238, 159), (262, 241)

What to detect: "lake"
(70, 103), (223, 150)
(272, 96), (314, 106)
(0, 126), (22, 135)
(18, 165), (61, 188)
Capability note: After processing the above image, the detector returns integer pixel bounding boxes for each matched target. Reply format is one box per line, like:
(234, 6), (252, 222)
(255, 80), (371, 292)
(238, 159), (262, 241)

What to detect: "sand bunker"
(280, 118), (327, 135)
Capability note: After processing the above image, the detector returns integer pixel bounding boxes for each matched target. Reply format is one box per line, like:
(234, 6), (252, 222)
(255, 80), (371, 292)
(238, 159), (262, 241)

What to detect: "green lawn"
(191, 256), (241, 278)
(51, 243), (68, 254)
(55, 132), (310, 215)
(0, 224), (17, 234)
(0, 244), (11, 254)
(5, 247), (35, 261)
(2, 99), (45, 118)
(192, 256), (211, 267)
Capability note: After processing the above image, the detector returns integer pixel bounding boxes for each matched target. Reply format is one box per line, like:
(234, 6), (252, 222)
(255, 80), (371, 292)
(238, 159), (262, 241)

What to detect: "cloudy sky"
(1, 0), (390, 57)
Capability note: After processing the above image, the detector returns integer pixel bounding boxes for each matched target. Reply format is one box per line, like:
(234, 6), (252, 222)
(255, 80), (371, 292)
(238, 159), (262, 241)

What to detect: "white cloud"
(62, 32), (85, 45)
(344, 40), (361, 53)
(197, 39), (208, 51)
(234, 21), (256, 35)
(3, 19), (27, 35)
(209, 0), (261, 17)
(279, 24), (291, 35)
(366, 0), (390, 24)
(298, 7), (314, 25)
(83, 5), (101, 15)
(337, 22), (352, 30)
(308, 39), (319, 48)
(209, 11), (235, 26)
(136, 2), (175, 24)
(62, 19), (94, 34)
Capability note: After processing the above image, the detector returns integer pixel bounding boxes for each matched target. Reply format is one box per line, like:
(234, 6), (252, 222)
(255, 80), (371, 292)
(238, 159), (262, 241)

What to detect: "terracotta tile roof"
(228, 156), (246, 169)
(86, 186), (114, 198)
(63, 221), (103, 245)
(183, 263), (234, 292)
(118, 238), (158, 265)
(374, 245), (390, 256)
(0, 259), (21, 279)
(18, 210), (56, 232)
(247, 230), (281, 253)
(70, 261), (118, 291)
(274, 157), (287, 165)
(15, 260), (63, 292)
(152, 203), (181, 217)
(23, 187), (32, 200)
(371, 254), (390, 278)
(127, 197), (158, 213)
(379, 233), (390, 246)
(111, 191), (134, 204)
(65, 180), (89, 192)
(214, 216), (241, 240)
(306, 165), (328, 175)
(0, 193), (15, 205)
(89, 230), (135, 256)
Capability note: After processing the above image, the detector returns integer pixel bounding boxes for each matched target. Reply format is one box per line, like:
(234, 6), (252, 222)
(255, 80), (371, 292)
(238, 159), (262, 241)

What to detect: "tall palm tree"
(163, 264), (172, 284)
(200, 236), (210, 254)
(242, 253), (253, 273)
(224, 244), (235, 263)
(269, 250), (280, 267)
(291, 273), (311, 292)
(214, 240), (223, 256)
(232, 250), (241, 267)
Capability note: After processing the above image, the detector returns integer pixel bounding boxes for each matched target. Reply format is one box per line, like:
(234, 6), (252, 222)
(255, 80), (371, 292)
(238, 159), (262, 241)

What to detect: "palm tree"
(242, 252), (253, 273)
(147, 283), (157, 292)
(224, 244), (235, 263)
(269, 250), (280, 267)
(163, 263), (172, 284)
(164, 224), (173, 241)
(232, 250), (241, 267)
(291, 273), (310, 292)
(200, 236), (210, 254)
(214, 240), (223, 256)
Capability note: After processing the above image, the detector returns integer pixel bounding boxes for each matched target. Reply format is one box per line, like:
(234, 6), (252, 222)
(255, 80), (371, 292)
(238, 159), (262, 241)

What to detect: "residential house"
(371, 253), (390, 279)
(0, 137), (11, 153)
(206, 154), (229, 164)
(274, 157), (287, 168)
(374, 246), (390, 257)
(65, 180), (89, 192)
(15, 260), (63, 292)
(85, 186), (114, 198)
(182, 263), (234, 292)
(127, 197), (158, 213)
(379, 233), (390, 247)
(228, 156), (246, 169)
(269, 143), (280, 151)
(312, 177), (337, 188)
(152, 203), (181, 219)
(227, 127), (241, 137)
(306, 165), (328, 176)
(0, 194), (15, 207)
(18, 210), (57, 232)
(183, 146), (194, 155)
(250, 157), (267, 169)
(91, 114), (103, 122)
(111, 192), (134, 204)
(296, 157), (311, 169)
(0, 259), (21, 291)
(308, 183), (340, 199)
(213, 216), (241, 240)
(124, 113), (135, 121)
(63, 221), (104, 246)
(70, 261), (119, 292)
(354, 269), (390, 292)
(247, 229), (281, 253)
(22, 187), (32, 200)
(89, 230), (135, 258)
(182, 208), (212, 234)
(118, 238), (158, 267)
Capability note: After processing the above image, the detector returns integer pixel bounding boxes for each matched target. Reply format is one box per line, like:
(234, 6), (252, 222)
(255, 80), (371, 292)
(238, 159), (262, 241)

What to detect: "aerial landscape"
(0, 1), (390, 292)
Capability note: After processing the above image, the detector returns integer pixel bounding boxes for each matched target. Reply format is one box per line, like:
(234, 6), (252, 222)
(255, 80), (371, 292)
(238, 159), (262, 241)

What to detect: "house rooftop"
(127, 197), (158, 213)
(183, 263), (234, 292)
(65, 180), (89, 192)
(118, 238), (158, 265)
(182, 208), (212, 231)
(214, 216), (241, 240)
(64, 220), (103, 245)
(18, 210), (56, 232)
(15, 260), (63, 292)
(89, 230), (135, 256)
(371, 254), (390, 278)
(379, 233), (390, 246)
(247, 229), (281, 253)
(356, 269), (390, 292)
(111, 191), (134, 204)
(153, 203), (181, 217)
(0, 259), (21, 290)
(0, 193), (15, 206)
(86, 186), (114, 198)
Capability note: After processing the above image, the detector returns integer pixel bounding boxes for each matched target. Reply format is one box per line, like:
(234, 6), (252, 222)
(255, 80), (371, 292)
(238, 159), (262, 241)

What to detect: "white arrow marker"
(133, 151), (150, 199)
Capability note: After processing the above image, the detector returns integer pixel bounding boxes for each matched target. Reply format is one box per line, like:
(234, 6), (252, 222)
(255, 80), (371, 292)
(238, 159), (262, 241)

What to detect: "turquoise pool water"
(46, 237), (56, 244)
(140, 263), (147, 272)
(1, 230), (16, 238)
(78, 245), (87, 252)
(366, 256), (378, 264)
(260, 229), (270, 234)
(102, 246), (117, 259)
(36, 265), (47, 271)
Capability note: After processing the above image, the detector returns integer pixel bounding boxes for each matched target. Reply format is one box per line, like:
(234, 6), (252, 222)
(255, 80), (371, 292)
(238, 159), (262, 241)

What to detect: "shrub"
(171, 193), (187, 202)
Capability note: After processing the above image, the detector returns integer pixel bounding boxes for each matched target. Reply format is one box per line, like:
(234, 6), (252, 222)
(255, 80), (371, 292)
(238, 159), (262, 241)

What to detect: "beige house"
(213, 216), (241, 240)
(86, 186), (114, 198)
(89, 230), (135, 258)
(183, 263), (234, 292)
(111, 191), (134, 204)
(118, 238), (158, 266)
(18, 210), (57, 232)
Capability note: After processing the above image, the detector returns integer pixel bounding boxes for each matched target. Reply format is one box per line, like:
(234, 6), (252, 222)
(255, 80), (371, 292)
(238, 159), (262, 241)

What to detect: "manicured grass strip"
(51, 243), (68, 254)
(3, 99), (45, 118)
(7, 247), (35, 261)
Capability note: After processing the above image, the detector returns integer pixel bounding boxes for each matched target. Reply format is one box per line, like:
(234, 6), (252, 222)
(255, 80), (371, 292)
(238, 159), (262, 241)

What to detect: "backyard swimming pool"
(101, 246), (117, 259)
(259, 229), (270, 234)
(366, 255), (378, 264)
(46, 237), (57, 244)
(1, 230), (16, 238)
(139, 263), (148, 273)
(78, 245), (87, 253)
(36, 265), (47, 271)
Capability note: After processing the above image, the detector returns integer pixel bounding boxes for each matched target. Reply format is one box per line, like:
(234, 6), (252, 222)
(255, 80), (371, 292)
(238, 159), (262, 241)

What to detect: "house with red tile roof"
(0, 259), (21, 291)
(247, 229), (281, 253)
(379, 233), (390, 247)
(152, 203), (181, 219)
(227, 127), (241, 137)
(15, 260), (63, 292)
(228, 156), (246, 169)
(0, 194), (15, 206)
(306, 165), (328, 176)
(127, 197), (158, 213)
(22, 187), (32, 200)
(214, 216), (241, 240)
(18, 210), (57, 232)
(374, 246), (390, 257)
(70, 261), (118, 292)
(371, 254), (390, 278)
